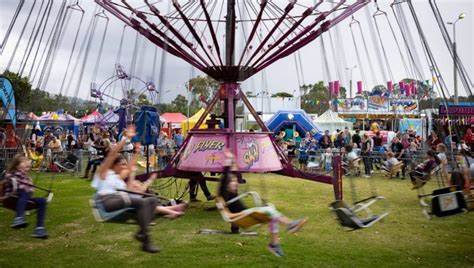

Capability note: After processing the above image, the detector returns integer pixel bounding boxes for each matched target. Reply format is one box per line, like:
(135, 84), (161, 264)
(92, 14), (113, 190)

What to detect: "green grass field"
(1, 172), (473, 267)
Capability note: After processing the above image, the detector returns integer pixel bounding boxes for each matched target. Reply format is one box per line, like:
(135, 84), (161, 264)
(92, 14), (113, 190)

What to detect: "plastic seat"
(216, 191), (272, 229)
(382, 162), (404, 179)
(411, 165), (441, 189)
(418, 186), (467, 218)
(329, 199), (388, 230)
(90, 194), (135, 222)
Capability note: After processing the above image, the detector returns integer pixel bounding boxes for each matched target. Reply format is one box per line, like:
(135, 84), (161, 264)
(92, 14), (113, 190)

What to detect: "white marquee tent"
(313, 109), (353, 133)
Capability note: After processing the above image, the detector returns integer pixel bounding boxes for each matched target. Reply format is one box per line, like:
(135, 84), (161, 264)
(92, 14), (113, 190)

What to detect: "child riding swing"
(216, 151), (308, 257)
(2, 155), (51, 238)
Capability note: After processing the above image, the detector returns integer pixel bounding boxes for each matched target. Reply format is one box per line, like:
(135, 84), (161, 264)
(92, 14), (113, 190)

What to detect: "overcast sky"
(0, 0), (472, 105)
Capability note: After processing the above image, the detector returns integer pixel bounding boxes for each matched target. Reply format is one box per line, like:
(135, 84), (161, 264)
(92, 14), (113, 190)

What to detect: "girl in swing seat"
(4, 155), (48, 239)
(217, 152), (308, 257)
(91, 126), (160, 253)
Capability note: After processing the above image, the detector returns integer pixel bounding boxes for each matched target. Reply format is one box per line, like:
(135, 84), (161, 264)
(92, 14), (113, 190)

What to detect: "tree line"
(3, 70), (471, 119)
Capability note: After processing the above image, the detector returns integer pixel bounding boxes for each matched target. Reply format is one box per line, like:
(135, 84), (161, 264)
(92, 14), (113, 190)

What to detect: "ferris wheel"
(90, 64), (158, 109)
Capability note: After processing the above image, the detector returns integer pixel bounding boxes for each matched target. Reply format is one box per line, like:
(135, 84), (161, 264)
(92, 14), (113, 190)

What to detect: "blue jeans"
(16, 190), (47, 227)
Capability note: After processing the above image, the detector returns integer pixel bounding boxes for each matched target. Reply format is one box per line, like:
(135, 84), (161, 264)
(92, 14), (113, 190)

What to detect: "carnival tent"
(313, 109), (353, 133)
(80, 109), (120, 124)
(102, 109), (119, 124)
(37, 112), (79, 121)
(161, 112), (187, 136)
(181, 108), (209, 135)
(161, 113), (187, 125)
(81, 110), (103, 124)
(32, 111), (80, 136)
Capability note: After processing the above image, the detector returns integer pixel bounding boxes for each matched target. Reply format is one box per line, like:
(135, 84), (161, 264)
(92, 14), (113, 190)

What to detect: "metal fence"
(0, 147), (23, 172)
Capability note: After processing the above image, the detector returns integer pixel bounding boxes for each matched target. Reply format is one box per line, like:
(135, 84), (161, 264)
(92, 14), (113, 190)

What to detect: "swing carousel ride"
(2, 0), (471, 211)
(93, 0), (372, 201)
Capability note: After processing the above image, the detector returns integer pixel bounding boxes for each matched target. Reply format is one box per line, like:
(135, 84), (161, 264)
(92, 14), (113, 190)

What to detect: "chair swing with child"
(0, 173), (54, 212)
(215, 191), (270, 230)
(413, 153), (468, 219)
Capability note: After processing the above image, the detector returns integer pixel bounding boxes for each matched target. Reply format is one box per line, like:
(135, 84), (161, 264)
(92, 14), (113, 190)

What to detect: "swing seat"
(1, 174), (54, 212)
(411, 165), (441, 189)
(216, 191), (271, 229)
(382, 162), (403, 179)
(330, 198), (389, 230)
(1, 195), (38, 211)
(54, 153), (79, 173)
(343, 158), (362, 176)
(418, 186), (467, 218)
(90, 194), (135, 222)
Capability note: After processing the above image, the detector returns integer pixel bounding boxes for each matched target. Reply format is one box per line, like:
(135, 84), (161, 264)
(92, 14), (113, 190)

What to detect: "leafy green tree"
(271, 92), (294, 98)
(188, 75), (219, 101)
(300, 81), (330, 115)
(170, 94), (189, 114)
(137, 93), (152, 106)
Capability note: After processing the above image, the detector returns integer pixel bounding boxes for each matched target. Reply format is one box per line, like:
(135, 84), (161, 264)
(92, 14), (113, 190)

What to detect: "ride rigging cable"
(372, 6), (394, 82)
(327, 30), (344, 86)
(112, 25), (127, 103)
(30, 6), (64, 83)
(135, 39), (148, 87)
(17, 0), (48, 75)
(5, 0), (37, 72)
(349, 16), (377, 86)
(364, 6), (388, 83)
(90, 11), (110, 88)
(39, 0), (74, 91)
(43, 2), (84, 94)
(429, 0), (472, 96)
(390, 2), (426, 82)
(349, 17), (368, 86)
(0, 0), (25, 55)
(404, 0), (461, 164)
(373, 4), (411, 80)
(70, 8), (103, 102)
(58, 3), (85, 96)
(320, 36), (332, 83)
(330, 1), (349, 87)
(33, 0), (69, 88)
(22, 0), (54, 78)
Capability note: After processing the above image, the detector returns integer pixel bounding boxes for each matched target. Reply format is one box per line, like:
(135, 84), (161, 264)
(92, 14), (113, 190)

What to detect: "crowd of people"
(16, 126), (184, 175)
(1, 125), (307, 255)
(1, 120), (473, 255)
(275, 126), (473, 186)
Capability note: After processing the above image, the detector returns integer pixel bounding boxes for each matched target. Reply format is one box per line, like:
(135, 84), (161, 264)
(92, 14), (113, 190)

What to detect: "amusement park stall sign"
(439, 105), (474, 116)
(177, 133), (282, 172)
(337, 97), (418, 115)
(337, 97), (367, 113)
(367, 95), (389, 114)
(389, 99), (419, 115)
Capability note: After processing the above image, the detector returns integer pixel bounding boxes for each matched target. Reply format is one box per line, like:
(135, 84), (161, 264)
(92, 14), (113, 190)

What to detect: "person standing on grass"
(352, 129), (361, 148)
(173, 129), (184, 149)
(361, 133), (373, 177)
(4, 155), (48, 239)
(91, 125), (159, 253)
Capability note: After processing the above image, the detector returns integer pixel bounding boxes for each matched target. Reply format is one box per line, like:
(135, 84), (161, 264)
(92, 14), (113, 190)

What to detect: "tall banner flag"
(0, 76), (16, 127)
